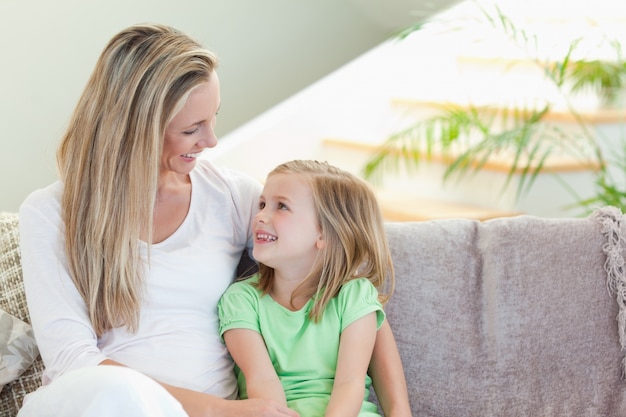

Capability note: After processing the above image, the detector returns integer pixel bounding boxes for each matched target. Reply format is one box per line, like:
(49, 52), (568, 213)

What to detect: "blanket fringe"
(592, 206), (626, 378)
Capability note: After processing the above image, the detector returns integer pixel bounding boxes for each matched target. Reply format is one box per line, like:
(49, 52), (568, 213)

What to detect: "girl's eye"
(258, 201), (266, 210)
(278, 202), (288, 210)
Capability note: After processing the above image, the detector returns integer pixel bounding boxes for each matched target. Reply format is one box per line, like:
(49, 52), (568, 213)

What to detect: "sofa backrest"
(383, 207), (626, 416)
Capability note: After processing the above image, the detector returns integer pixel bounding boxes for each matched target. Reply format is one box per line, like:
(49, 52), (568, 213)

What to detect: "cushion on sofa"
(0, 308), (38, 387)
(0, 213), (44, 415)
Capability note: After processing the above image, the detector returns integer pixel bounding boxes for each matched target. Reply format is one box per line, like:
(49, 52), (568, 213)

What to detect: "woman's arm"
(325, 312), (378, 417)
(223, 328), (288, 405)
(159, 380), (297, 417)
(100, 358), (298, 417)
(369, 320), (412, 417)
(19, 191), (110, 375)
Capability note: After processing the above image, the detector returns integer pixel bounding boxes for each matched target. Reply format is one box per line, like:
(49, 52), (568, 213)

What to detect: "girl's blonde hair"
(57, 24), (218, 336)
(256, 160), (395, 321)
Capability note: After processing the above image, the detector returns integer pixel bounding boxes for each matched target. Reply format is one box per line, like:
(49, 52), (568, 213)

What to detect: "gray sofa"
(1, 208), (626, 416)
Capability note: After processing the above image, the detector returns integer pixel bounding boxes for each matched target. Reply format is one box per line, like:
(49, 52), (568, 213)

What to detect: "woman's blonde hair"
(256, 160), (395, 321)
(56, 24), (218, 336)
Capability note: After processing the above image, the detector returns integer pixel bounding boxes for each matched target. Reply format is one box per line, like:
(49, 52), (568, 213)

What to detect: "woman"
(18, 24), (410, 417)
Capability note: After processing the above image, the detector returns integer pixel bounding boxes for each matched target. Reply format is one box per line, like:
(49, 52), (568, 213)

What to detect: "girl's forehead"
(263, 173), (313, 197)
(266, 172), (307, 187)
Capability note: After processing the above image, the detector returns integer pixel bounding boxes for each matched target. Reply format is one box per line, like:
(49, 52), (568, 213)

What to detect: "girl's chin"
(251, 249), (271, 266)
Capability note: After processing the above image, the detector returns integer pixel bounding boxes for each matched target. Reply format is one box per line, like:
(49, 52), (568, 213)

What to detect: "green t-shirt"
(218, 275), (385, 417)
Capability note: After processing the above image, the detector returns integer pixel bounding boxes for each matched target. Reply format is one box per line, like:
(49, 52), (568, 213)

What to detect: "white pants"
(17, 366), (188, 417)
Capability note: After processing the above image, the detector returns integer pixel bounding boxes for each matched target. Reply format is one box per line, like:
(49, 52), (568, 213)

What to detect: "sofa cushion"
(0, 308), (38, 388)
(0, 213), (29, 321)
(0, 212), (44, 415)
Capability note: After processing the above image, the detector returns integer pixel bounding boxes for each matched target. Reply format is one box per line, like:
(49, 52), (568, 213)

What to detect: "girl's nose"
(255, 210), (268, 224)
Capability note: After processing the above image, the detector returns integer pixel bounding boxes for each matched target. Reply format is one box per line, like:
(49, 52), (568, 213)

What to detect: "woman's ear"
(316, 235), (325, 249)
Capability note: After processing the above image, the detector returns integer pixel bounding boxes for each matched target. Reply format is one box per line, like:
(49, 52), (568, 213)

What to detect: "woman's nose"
(199, 129), (218, 149)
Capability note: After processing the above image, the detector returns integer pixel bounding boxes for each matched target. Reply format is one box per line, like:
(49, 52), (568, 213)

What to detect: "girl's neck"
(270, 271), (311, 311)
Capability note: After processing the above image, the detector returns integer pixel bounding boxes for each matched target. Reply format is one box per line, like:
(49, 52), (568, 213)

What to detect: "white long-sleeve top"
(18, 159), (261, 399)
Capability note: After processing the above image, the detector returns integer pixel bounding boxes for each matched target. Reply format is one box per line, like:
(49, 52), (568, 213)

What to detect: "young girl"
(218, 160), (400, 417)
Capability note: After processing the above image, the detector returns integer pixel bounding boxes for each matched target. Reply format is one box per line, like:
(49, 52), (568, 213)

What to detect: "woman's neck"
(148, 173), (192, 244)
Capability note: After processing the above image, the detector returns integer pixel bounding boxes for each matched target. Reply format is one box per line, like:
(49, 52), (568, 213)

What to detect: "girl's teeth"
(257, 233), (277, 242)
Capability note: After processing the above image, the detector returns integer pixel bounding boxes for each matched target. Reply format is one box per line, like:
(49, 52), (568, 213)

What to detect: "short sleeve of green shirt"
(336, 277), (386, 331)
(217, 276), (262, 338)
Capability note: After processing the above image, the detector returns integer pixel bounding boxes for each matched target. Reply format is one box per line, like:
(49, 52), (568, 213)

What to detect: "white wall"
(0, 0), (394, 211)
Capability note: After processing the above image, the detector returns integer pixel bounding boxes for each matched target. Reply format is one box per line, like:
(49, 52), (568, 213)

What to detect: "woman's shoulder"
(18, 181), (64, 242)
(19, 181), (63, 217)
(192, 159), (261, 216)
(194, 159), (261, 193)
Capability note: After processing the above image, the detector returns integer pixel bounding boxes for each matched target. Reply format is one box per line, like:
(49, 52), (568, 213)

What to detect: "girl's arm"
(325, 312), (378, 417)
(369, 321), (412, 417)
(223, 328), (288, 405)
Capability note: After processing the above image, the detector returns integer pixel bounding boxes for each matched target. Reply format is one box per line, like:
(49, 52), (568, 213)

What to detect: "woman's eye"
(183, 126), (200, 135)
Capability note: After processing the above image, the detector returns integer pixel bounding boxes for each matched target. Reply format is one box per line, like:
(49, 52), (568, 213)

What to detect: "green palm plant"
(362, 2), (626, 214)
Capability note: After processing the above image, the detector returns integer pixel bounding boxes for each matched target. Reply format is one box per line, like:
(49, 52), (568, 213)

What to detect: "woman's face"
(161, 71), (221, 178)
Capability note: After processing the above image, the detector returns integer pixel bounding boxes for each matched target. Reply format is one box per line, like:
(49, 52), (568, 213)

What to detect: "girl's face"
(253, 173), (324, 278)
(161, 72), (221, 178)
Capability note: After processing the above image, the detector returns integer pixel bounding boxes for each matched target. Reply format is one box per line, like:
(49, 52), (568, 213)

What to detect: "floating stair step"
(391, 97), (626, 124)
(375, 191), (522, 222)
(322, 137), (600, 174)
